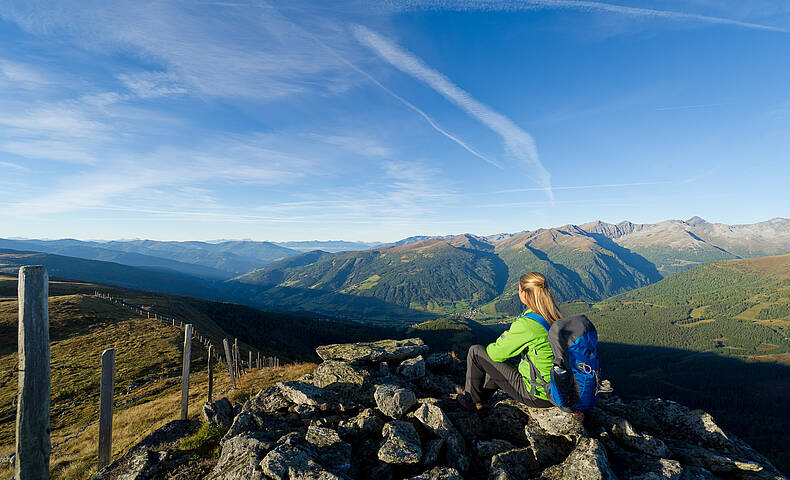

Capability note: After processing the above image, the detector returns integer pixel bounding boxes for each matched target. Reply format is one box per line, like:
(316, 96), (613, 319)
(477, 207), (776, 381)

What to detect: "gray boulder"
(378, 420), (422, 465)
(202, 397), (234, 429)
(524, 405), (585, 440)
(277, 380), (352, 412)
(490, 448), (540, 480)
(305, 425), (353, 474)
(425, 352), (453, 370)
(337, 408), (384, 442)
(398, 355), (426, 379)
(241, 385), (291, 415)
(114, 450), (167, 480)
(311, 360), (372, 402)
(475, 439), (515, 462)
(540, 438), (618, 480)
(316, 338), (429, 364)
(423, 438), (444, 466)
(259, 431), (349, 480)
(524, 423), (574, 468)
(406, 466), (463, 480)
(375, 384), (417, 419)
(207, 432), (271, 480)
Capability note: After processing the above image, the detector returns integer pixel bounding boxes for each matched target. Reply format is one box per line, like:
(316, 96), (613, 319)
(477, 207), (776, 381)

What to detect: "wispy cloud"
(494, 180), (677, 193)
(353, 25), (553, 200)
(392, 0), (788, 33)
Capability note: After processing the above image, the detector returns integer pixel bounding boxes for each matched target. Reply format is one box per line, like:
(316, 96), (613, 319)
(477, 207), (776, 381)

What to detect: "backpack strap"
(523, 312), (551, 334)
(520, 312), (552, 401)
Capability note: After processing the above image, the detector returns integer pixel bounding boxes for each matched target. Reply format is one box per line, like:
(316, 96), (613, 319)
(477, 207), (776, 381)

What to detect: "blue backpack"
(523, 313), (601, 412)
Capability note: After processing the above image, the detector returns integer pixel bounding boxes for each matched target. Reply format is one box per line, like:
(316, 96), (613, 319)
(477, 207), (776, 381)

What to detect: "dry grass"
(47, 362), (315, 480)
(0, 286), (315, 480)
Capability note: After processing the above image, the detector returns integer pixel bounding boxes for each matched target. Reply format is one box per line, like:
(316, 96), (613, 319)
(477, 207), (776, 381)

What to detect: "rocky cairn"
(104, 338), (787, 480)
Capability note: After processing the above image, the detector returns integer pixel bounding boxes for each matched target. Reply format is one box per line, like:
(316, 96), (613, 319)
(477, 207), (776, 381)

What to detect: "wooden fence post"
(98, 348), (115, 470)
(180, 324), (193, 420)
(248, 351), (252, 371)
(222, 339), (236, 388)
(16, 265), (50, 479)
(207, 345), (214, 403)
(233, 338), (239, 378)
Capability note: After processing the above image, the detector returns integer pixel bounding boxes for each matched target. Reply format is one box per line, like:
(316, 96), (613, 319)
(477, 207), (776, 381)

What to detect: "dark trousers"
(465, 344), (553, 408)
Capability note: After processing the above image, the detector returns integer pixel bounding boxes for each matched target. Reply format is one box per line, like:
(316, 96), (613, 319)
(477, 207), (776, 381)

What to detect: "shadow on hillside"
(584, 234), (663, 282)
(225, 283), (441, 324)
(599, 342), (790, 475)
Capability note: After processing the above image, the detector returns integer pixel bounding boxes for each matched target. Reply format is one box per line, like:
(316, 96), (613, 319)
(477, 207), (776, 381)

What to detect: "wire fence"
(5, 282), (284, 472)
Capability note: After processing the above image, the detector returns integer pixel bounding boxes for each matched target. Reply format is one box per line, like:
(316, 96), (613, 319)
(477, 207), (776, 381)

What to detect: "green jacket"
(486, 309), (554, 400)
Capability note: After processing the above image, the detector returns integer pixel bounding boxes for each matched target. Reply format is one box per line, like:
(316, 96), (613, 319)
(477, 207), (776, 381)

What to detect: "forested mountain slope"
(565, 254), (790, 472)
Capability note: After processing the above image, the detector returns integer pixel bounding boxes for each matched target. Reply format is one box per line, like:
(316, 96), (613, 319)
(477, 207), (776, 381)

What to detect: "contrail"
(393, 0), (788, 33)
(353, 25), (554, 200)
(338, 56), (500, 168)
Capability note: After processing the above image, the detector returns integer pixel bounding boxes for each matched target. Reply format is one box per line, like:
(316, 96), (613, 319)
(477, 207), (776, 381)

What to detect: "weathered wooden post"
(207, 345), (214, 403)
(180, 324), (193, 420)
(16, 265), (50, 479)
(98, 348), (115, 470)
(248, 351), (252, 371)
(222, 338), (236, 388)
(233, 338), (239, 378)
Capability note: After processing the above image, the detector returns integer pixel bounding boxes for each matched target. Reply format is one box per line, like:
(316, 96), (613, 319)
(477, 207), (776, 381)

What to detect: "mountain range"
(2, 216), (788, 321)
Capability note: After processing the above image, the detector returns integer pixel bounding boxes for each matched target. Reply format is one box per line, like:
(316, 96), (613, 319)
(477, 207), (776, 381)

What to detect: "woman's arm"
(486, 319), (530, 362)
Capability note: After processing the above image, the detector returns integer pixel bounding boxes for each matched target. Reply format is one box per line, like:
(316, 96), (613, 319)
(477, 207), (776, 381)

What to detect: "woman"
(457, 272), (562, 411)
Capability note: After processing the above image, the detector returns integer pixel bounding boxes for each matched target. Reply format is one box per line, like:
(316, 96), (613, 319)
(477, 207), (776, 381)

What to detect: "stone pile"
(101, 338), (788, 480)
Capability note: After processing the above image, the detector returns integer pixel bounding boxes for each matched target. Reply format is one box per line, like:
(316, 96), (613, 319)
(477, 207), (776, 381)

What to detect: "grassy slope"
(565, 254), (790, 473)
(0, 273), (316, 479)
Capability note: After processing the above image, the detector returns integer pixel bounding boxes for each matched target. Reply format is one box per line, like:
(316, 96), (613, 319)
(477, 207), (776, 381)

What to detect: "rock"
(450, 411), (485, 445)
(277, 380), (351, 412)
(630, 400), (734, 453)
(490, 448), (540, 480)
(629, 459), (684, 480)
(378, 420), (422, 465)
(202, 397), (234, 429)
(207, 432), (271, 479)
(375, 384), (417, 419)
(241, 385), (291, 415)
(115, 450), (167, 480)
(423, 438), (444, 466)
(540, 438), (617, 480)
(446, 433), (471, 472)
(316, 338), (429, 364)
(259, 431), (349, 480)
(425, 352), (453, 370)
(221, 412), (291, 443)
(412, 403), (457, 437)
(416, 373), (459, 396)
(312, 360), (372, 402)
(476, 439), (515, 461)
(610, 417), (671, 458)
(524, 423), (574, 468)
(670, 442), (766, 474)
(481, 399), (532, 445)
(411, 402), (470, 471)
(305, 426), (353, 473)
(338, 408), (384, 442)
(95, 420), (197, 480)
(398, 355), (426, 379)
(524, 405), (585, 439)
(406, 466), (464, 480)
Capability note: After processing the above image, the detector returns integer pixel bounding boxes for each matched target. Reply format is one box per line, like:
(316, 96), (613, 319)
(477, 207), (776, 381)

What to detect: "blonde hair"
(519, 272), (563, 324)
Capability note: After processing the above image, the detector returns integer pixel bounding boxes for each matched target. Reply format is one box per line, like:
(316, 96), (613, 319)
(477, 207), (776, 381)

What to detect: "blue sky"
(0, 0), (788, 242)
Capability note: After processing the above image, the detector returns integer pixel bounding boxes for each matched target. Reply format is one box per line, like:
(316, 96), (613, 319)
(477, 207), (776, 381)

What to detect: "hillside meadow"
(0, 274), (316, 479)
